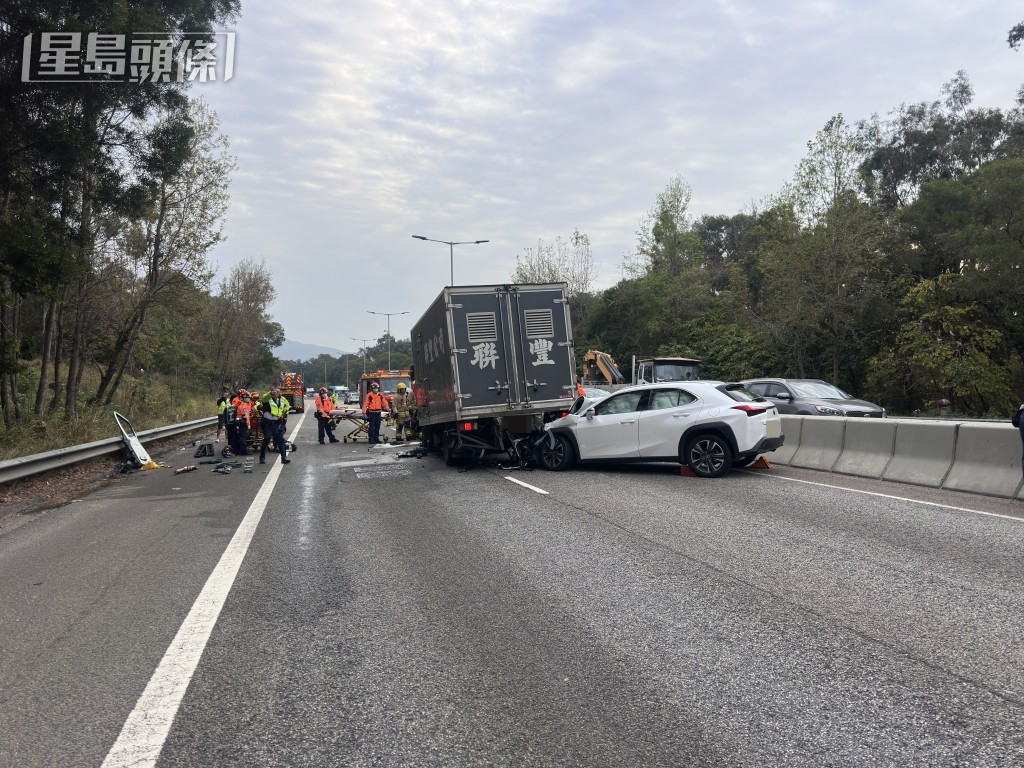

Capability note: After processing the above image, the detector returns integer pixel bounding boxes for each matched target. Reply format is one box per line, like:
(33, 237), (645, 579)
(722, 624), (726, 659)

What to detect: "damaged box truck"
(411, 283), (577, 464)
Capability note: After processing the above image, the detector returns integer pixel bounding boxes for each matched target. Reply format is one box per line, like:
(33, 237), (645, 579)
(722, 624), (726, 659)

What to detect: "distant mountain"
(274, 339), (346, 361)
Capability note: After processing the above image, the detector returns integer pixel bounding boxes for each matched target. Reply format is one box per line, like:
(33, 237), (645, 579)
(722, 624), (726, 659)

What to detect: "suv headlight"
(815, 405), (843, 415)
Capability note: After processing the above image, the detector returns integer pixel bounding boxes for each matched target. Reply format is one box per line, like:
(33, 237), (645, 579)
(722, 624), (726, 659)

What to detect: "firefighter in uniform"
(233, 389), (253, 455)
(259, 385), (292, 464)
(391, 382), (413, 442)
(363, 381), (391, 444)
(315, 387), (339, 444)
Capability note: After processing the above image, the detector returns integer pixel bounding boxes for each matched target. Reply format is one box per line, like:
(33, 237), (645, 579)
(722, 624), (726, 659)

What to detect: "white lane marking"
(504, 476), (550, 495)
(761, 473), (1024, 523)
(102, 413), (308, 768)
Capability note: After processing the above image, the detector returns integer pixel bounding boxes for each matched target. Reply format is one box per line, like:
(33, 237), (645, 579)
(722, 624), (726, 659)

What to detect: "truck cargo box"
(412, 284), (576, 429)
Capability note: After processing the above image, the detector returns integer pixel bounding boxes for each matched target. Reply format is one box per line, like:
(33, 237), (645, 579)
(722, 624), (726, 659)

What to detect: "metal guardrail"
(0, 416), (217, 486)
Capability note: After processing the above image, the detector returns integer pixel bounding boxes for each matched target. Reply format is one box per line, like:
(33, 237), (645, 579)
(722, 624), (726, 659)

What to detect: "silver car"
(741, 378), (885, 417)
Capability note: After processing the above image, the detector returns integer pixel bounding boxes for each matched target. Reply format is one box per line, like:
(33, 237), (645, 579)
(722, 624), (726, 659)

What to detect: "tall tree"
(764, 116), (888, 384)
(95, 98), (234, 405)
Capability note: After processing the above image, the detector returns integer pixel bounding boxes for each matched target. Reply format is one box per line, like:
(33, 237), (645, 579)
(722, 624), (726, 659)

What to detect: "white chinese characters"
(21, 32), (235, 83)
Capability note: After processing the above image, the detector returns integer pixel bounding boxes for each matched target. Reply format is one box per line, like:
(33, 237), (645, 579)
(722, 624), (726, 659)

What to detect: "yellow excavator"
(581, 350), (627, 386)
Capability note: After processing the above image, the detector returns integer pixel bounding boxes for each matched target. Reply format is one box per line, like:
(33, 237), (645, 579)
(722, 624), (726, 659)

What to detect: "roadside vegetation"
(4, 12), (1023, 464)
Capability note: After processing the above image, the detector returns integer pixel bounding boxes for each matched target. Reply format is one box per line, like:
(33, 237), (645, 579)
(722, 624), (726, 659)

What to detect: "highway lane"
(1, 415), (1023, 766)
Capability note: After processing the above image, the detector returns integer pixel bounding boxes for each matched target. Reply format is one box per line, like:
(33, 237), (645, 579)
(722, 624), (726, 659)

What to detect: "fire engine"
(273, 371), (305, 413)
(358, 369), (412, 407)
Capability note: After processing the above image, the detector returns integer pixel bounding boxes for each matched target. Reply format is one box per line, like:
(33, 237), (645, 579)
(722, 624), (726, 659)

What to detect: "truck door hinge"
(446, 303), (463, 309)
(487, 380), (508, 394)
(457, 393), (473, 400)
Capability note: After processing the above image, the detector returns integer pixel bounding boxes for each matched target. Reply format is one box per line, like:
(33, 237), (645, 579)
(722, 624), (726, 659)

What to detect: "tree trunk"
(35, 298), (55, 415)
(65, 285), (88, 419)
(49, 297), (65, 413)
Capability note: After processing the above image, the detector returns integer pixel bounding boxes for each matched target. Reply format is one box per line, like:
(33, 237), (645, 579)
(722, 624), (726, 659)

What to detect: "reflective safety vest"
(315, 396), (333, 416)
(217, 397), (229, 415)
(363, 391), (389, 412)
(263, 396), (290, 420)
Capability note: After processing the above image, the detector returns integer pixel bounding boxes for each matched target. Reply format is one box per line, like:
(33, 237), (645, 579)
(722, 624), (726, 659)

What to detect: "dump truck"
(633, 356), (703, 384)
(411, 283), (576, 464)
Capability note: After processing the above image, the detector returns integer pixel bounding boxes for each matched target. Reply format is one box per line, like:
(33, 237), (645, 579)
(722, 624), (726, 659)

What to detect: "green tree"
(857, 72), (1018, 213)
(867, 275), (1015, 415)
(762, 116), (889, 385)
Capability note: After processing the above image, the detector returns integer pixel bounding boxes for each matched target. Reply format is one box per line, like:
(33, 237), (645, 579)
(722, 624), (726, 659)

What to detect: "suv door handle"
(673, 413), (691, 418)
(619, 419), (637, 424)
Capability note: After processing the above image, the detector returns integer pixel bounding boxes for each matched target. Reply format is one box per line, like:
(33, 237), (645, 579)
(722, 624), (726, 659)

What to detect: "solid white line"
(504, 476), (550, 494)
(762, 472), (1024, 523)
(102, 412), (307, 768)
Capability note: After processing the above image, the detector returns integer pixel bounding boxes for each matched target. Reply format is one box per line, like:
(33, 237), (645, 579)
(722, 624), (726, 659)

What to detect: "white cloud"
(200, 0), (1024, 348)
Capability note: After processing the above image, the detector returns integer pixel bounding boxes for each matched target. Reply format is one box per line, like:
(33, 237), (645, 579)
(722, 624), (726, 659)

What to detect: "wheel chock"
(751, 456), (772, 469)
(680, 466), (696, 477)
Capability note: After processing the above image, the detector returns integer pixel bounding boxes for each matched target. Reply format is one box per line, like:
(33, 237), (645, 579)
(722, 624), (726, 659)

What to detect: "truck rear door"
(450, 285), (575, 415)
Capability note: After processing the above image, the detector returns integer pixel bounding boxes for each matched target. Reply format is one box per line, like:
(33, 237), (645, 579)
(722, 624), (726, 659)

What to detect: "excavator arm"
(582, 350), (626, 385)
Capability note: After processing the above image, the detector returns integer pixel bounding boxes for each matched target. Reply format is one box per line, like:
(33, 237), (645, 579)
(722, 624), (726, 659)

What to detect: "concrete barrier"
(832, 418), (897, 478)
(881, 420), (956, 488)
(767, 416), (802, 465)
(942, 423), (1024, 498)
(790, 416), (845, 471)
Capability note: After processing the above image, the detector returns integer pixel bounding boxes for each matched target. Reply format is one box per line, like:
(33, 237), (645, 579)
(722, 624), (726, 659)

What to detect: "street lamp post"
(411, 235), (489, 286)
(350, 338), (370, 375)
(367, 310), (409, 370)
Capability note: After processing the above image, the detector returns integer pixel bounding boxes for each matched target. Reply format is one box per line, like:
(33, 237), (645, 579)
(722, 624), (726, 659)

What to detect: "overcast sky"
(199, 0), (1023, 353)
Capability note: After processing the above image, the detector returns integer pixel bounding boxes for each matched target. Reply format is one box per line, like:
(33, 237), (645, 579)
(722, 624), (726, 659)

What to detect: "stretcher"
(329, 407), (391, 443)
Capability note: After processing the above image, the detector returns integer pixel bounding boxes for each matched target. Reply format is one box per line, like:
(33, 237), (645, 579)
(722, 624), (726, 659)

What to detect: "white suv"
(540, 381), (783, 477)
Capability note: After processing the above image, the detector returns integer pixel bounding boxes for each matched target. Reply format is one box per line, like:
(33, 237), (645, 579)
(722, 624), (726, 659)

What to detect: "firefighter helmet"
(221, 447), (234, 458)
(397, 383), (407, 391)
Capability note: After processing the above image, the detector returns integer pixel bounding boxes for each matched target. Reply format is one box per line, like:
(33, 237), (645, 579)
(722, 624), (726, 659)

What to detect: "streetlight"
(411, 235), (489, 286)
(350, 338), (371, 375)
(367, 310), (409, 370)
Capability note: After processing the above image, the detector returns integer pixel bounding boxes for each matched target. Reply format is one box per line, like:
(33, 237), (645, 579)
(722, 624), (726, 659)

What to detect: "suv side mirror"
(585, 408), (595, 419)
(775, 392), (793, 400)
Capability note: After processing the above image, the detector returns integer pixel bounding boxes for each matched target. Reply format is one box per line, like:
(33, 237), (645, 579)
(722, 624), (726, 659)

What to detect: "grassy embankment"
(1, 363), (219, 462)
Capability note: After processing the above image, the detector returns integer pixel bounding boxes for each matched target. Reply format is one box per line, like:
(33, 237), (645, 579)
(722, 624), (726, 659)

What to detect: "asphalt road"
(1, 412), (1023, 767)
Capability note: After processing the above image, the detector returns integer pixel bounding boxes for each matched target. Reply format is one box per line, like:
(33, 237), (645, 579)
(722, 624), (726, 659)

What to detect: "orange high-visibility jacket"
(235, 400), (253, 426)
(363, 391), (390, 413)
(315, 396), (334, 416)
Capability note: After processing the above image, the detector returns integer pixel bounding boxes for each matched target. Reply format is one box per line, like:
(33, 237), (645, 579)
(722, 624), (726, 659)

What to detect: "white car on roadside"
(539, 381), (784, 477)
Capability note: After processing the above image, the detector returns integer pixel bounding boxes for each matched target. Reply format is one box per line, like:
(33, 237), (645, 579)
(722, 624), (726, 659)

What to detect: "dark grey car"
(740, 378), (886, 417)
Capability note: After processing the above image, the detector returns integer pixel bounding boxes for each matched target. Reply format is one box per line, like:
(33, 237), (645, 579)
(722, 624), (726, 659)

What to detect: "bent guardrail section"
(0, 416), (217, 486)
(769, 415), (1024, 499)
